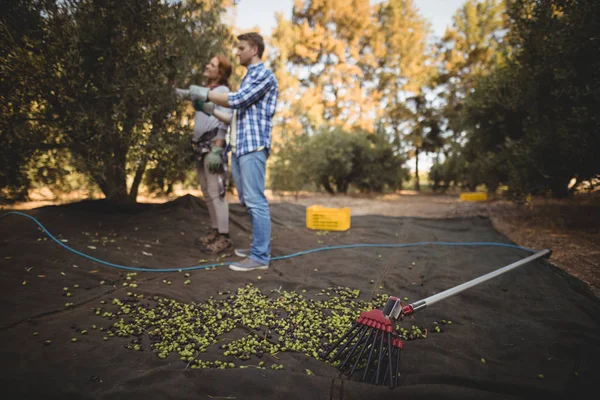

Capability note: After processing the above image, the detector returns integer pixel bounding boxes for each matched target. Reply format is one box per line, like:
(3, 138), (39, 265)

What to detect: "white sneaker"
(234, 248), (250, 258)
(229, 258), (269, 272)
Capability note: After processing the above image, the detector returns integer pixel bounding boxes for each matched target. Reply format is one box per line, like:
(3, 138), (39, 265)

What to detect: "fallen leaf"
(305, 369), (314, 375)
(142, 251), (153, 256)
(60, 272), (66, 276)
(37, 275), (45, 278)
(60, 239), (68, 243)
(88, 246), (97, 250)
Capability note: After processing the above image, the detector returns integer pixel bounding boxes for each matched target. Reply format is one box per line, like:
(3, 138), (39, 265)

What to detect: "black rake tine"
(387, 332), (394, 387)
(381, 350), (390, 386)
(362, 330), (383, 382)
(394, 345), (401, 388)
(380, 343), (393, 386)
(324, 321), (359, 358)
(338, 325), (371, 369)
(369, 332), (386, 385)
(374, 328), (386, 384)
(332, 324), (368, 363)
(347, 327), (376, 377)
(330, 323), (364, 362)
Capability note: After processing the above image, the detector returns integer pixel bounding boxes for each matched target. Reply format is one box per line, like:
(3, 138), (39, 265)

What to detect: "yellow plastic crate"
(306, 205), (351, 231)
(460, 192), (488, 202)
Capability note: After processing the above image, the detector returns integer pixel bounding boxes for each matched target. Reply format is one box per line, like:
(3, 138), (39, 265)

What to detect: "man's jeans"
(231, 149), (271, 265)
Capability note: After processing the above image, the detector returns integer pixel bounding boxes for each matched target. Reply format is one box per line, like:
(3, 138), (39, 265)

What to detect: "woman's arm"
(212, 108), (232, 124)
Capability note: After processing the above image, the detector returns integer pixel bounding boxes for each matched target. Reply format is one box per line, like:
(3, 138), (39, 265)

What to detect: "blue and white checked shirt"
(227, 62), (278, 156)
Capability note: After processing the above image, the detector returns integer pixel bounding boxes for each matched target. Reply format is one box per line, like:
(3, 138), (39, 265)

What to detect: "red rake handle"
(384, 249), (551, 320)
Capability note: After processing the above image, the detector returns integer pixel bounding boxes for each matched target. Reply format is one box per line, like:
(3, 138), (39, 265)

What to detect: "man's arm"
(207, 91), (230, 107)
(208, 69), (275, 110)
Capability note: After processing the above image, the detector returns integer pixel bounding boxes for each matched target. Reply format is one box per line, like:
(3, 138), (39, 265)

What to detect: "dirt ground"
(4, 188), (599, 297)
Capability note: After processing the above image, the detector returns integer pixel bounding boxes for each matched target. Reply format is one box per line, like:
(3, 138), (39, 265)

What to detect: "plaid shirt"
(227, 62), (278, 156)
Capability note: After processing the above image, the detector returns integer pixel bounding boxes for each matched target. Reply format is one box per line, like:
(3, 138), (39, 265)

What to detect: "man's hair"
(237, 32), (265, 58)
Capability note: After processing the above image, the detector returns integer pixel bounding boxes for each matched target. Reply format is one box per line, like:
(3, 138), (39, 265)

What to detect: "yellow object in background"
(460, 192), (488, 202)
(306, 205), (351, 231)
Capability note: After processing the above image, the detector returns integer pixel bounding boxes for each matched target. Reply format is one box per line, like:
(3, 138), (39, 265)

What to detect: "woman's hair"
(214, 54), (232, 88)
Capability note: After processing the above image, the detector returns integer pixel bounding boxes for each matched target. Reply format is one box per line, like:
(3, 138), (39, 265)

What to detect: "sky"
(233, 0), (465, 40)
(232, 0), (468, 172)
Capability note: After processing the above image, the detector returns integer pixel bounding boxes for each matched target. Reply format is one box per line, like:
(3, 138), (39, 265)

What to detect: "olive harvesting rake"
(322, 249), (552, 388)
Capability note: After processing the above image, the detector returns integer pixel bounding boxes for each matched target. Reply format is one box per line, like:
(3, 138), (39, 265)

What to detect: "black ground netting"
(0, 196), (598, 399)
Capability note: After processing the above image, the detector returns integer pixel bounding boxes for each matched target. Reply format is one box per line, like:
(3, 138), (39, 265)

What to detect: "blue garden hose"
(1, 211), (538, 273)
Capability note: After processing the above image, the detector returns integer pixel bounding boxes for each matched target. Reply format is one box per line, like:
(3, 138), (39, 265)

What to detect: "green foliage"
(270, 0), (432, 183)
(433, 0), (599, 199)
(0, 0), (49, 200)
(1, 0), (232, 202)
(270, 128), (409, 194)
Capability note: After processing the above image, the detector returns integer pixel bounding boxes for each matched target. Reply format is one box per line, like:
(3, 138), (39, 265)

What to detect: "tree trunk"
(432, 152), (440, 192)
(487, 181), (499, 194)
(127, 111), (167, 202)
(321, 179), (335, 194)
(128, 156), (148, 202)
(94, 146), (131, 204)
(338, 181), (349, 194)
(414, 147), (420, 191)
(550, 176), (571, 199)
(101, 162), (129, 203)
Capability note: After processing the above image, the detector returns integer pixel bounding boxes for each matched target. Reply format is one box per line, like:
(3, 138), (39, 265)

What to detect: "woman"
(187, 55), (234, 255)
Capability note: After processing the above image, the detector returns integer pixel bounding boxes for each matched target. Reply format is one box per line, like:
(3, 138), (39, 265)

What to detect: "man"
(176, 32), (278, 272)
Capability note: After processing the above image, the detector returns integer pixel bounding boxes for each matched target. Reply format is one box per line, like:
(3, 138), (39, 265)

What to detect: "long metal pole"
(409, 249), (551, 312)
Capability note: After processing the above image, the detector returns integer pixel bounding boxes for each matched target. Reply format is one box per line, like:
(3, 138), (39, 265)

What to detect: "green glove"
(193, 100), (215, 115)
(206, 146), (224, 174)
